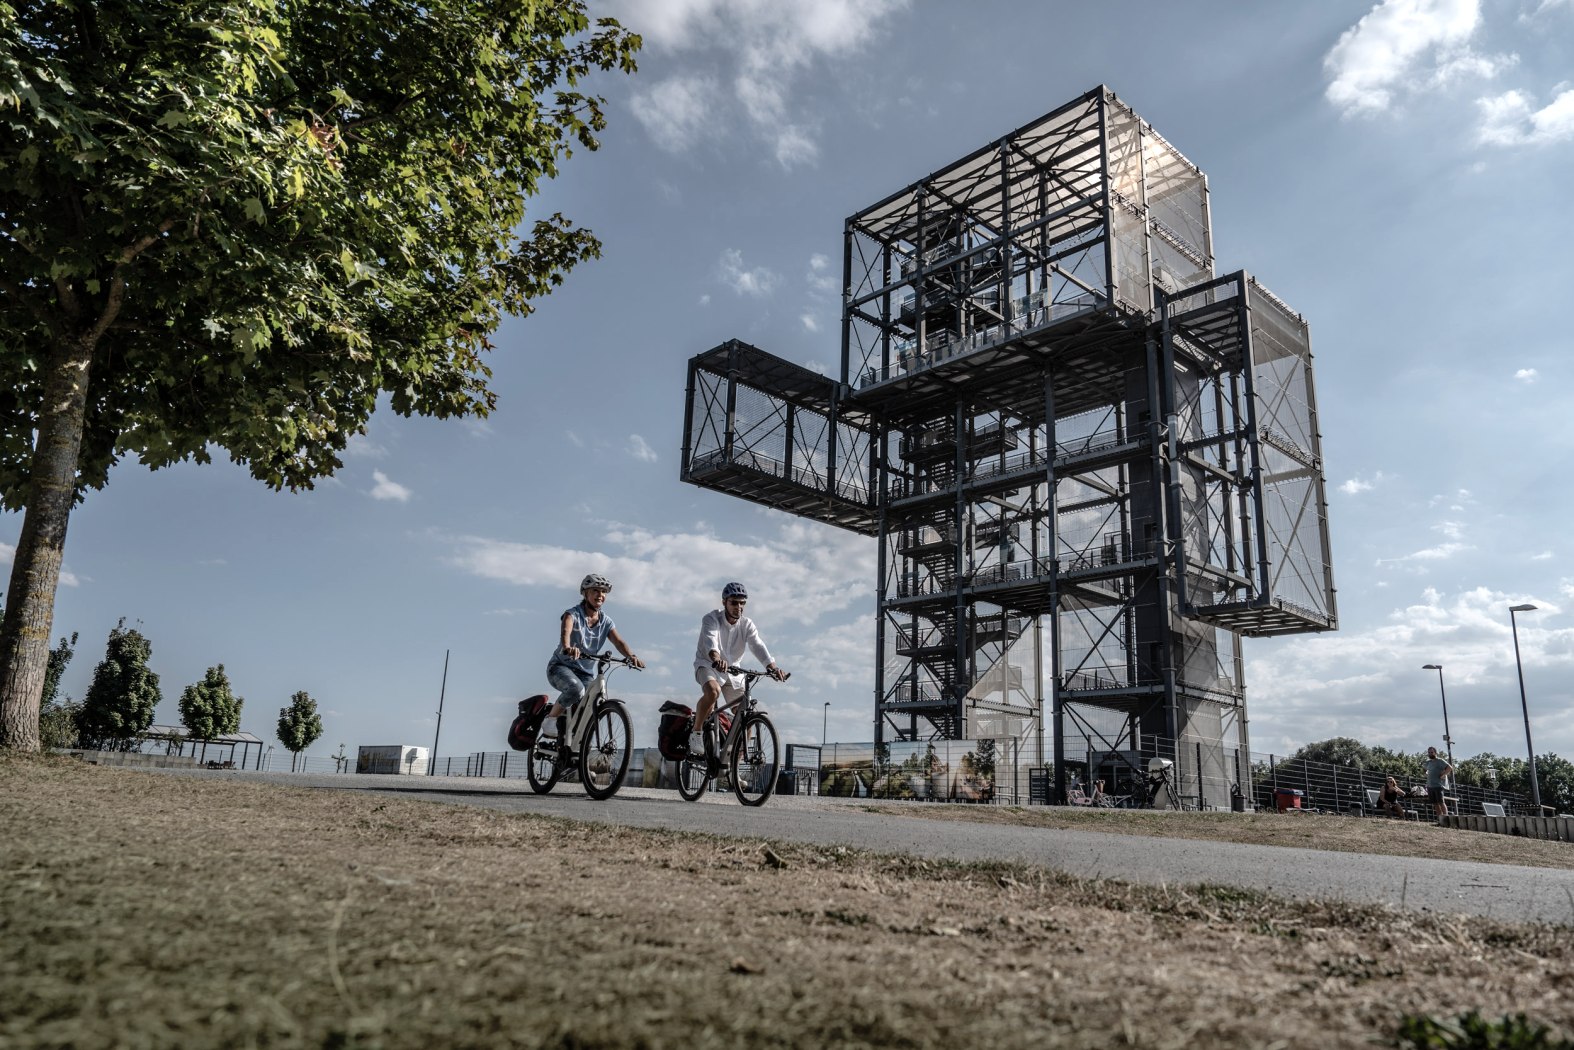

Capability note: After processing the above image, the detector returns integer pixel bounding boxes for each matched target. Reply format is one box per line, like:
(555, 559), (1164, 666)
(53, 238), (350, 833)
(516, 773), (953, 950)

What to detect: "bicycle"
(675, 665), (785, 807)
(527, 652), (639, 800)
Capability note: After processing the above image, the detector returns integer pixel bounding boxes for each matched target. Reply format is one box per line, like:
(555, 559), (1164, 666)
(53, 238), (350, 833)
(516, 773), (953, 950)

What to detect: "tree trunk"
(0, 336), (97, 752)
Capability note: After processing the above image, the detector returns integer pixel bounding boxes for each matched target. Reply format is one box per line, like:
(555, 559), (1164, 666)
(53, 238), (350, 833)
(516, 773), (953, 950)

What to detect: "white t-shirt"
(693, 609), (773, 672)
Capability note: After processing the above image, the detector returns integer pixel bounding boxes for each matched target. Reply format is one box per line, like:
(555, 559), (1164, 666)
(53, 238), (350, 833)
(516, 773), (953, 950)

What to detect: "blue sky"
(7, 0), (1574, 766)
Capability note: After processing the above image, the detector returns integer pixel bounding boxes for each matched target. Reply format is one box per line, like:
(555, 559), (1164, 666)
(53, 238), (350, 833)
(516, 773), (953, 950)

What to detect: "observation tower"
(679, 87), (1336, 806)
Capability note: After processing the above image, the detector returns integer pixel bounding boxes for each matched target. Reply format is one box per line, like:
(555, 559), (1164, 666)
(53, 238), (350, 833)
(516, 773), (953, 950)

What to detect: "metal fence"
(229, 741), (1535, 818)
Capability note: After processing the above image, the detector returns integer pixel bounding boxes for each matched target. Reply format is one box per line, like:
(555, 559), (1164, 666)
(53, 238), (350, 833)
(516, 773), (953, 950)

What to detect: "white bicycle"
(527, 652), (638, 800)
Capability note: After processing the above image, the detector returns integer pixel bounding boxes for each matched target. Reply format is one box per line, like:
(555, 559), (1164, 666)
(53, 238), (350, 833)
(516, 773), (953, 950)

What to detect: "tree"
(37, 630), (79, 749)
(77, 618), (160, 750)
(40, 630), (77, 707)
(0, 2), (641, 750)
(276, 690), (322, 772)
(178, 664), (243, 747)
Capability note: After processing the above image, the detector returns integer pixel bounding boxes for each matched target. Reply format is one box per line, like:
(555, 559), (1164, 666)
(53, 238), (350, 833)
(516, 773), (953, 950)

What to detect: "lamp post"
(822, 702), (830, 748)
(1508, 603), (1541, 813)
(1421, 664), (1453, 770)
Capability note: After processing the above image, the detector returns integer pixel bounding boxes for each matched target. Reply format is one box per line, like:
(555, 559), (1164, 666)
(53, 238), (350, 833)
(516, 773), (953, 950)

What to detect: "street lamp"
(1508, 603), (1541, 813)
(1421, 664), (1454, 770)
(822, 702), (830, 748)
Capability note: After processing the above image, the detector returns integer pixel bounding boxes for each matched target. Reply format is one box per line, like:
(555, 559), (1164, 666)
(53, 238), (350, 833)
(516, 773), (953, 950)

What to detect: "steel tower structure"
(679, 87), (1336, 806)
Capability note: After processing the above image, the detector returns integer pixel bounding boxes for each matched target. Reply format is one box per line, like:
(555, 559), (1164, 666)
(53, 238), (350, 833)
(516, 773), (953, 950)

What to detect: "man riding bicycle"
(689, 581), (785, 760)
(546, 573), (644, 755)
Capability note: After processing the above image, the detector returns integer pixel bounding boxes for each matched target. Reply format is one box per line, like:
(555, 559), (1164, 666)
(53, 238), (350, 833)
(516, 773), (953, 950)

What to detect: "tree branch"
(120, 218), (176, 265)
(88, 218), (176, 343)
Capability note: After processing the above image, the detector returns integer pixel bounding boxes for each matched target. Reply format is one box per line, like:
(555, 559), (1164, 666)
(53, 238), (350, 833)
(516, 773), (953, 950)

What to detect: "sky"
(6, 0), (1574, 768)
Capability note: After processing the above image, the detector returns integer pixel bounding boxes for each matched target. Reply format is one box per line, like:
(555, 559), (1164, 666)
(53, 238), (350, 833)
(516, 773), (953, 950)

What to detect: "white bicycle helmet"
(581, 573), (613, 593)
(722, 581), (748, 600)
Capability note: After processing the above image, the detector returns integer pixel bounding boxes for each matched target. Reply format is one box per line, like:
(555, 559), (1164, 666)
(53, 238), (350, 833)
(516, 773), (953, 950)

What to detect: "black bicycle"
(675, 665), (785, 807)
(526, 652), (638, 801)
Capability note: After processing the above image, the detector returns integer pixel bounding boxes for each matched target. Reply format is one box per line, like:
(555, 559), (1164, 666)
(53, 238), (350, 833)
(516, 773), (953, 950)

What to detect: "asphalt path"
(165, 769), (1574, 925)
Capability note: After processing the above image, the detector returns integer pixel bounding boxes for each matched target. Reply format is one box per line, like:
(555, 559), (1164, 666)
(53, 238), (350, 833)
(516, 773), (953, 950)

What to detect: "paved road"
(171, 769), (1574, 925)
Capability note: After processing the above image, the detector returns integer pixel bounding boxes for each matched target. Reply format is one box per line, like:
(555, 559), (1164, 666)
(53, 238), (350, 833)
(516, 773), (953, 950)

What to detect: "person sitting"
(1378, 775), (1407, 818)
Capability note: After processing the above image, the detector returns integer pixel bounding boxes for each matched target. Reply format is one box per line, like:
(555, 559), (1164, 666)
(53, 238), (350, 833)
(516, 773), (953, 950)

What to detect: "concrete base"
(1439, 813), (1574, 841)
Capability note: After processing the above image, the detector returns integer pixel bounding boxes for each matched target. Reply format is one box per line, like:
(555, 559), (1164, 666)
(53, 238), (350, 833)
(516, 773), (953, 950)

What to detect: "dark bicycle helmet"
(580, 573), (613, 593)
(722, 581), (748, 600)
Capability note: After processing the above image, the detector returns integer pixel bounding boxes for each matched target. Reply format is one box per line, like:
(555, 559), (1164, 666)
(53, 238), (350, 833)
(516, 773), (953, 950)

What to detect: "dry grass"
(860, 802), (1574, 870)
(3, 753), (1572, 1049)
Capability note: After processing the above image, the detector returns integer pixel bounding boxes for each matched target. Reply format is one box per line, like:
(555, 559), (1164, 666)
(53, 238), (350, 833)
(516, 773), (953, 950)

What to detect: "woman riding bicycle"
(689, 581), (785, 759)
(545, 573), (644, 755)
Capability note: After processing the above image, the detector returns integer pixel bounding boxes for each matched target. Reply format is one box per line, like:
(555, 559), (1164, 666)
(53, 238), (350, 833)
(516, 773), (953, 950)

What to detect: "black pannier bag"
(507, 695), (552, 751)
(657, 701), (694, 761)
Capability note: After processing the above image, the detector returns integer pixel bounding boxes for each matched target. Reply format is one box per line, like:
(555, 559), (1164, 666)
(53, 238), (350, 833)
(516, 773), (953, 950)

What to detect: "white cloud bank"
(446, 519), (874, 627)
(1247, 585), (1572, 757)
(605, 0), (908, 168)
(1323, 0), (1514, 116)
(1477, 87), (1574, 145)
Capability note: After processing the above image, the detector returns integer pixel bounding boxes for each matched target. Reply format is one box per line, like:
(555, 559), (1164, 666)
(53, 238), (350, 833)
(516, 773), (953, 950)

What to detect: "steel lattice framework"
(679, 87), (1336, 807)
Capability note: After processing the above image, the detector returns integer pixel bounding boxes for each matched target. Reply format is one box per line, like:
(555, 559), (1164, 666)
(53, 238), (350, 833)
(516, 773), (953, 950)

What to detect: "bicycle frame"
(677, 665), (786, 807)
(562, 662), (613, 752)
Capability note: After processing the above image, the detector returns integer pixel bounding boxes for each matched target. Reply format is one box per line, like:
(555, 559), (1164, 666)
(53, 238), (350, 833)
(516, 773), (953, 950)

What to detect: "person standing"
(689, 582), (784, 760)
(1423, 746), (1454, 821)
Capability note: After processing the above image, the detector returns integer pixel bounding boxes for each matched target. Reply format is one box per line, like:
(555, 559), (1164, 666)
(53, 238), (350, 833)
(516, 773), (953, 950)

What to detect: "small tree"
(276, 691), (323, 772)
(37, 631), (80, 749)
(178, 664), (244, 758)
(77, 619), (161, 750)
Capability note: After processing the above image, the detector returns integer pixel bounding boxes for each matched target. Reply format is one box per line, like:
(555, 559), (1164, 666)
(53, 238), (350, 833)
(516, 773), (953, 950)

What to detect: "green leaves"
(276, 690), (323, 755)
(0, 0), (641, 505)
(178, 663), (244, 740)
(77, 618), (162, 748)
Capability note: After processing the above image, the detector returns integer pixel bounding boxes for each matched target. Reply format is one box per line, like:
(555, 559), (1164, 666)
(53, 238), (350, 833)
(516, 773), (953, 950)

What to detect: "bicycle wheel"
(676, 752), (710, 801)
(526, 737), (561, 794)
(579, 702), (632, 801)
(730, 712), (779, 807)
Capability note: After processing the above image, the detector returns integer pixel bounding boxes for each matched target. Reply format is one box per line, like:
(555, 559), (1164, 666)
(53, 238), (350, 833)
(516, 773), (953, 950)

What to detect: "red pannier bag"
(657, 701), (693, 760)
(507, 695), (551, 751)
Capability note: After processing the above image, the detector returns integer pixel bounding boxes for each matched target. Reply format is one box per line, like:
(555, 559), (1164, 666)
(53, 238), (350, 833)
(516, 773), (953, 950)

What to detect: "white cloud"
(0, 541), (80, 587)
(717, 248), (778, 297)
(1477, 87), (1574, 145)
(1531, 551), (1554, 561)
(1377, 519), (1472, 567)
(368, 470), (412, 503)
(806, 253), (836, 294)
(627, 74), (720, 153)
(566, 430), (586, 448)
(800, 313), (820, 333)
(446, 519), (874, 627)
(1323, 0), (1509, 116)
(627, 434), (659, 463)
(773, 123), (818, 168)
(1514, 367), (1540, 382)
(343, 436), (388, 460)
(605, 0), (908, 168)
(1246, 586), (1572, 757)
(1339, 471), (1387, 495)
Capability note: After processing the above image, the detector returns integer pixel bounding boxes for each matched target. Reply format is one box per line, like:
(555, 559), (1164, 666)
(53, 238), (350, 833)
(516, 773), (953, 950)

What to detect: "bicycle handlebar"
(586, 651), (642, 670)
(727, 665), (790, 682)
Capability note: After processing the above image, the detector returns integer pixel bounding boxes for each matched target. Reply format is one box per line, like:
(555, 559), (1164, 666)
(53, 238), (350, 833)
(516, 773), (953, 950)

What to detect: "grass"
(3, 753), (1572, 1049)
